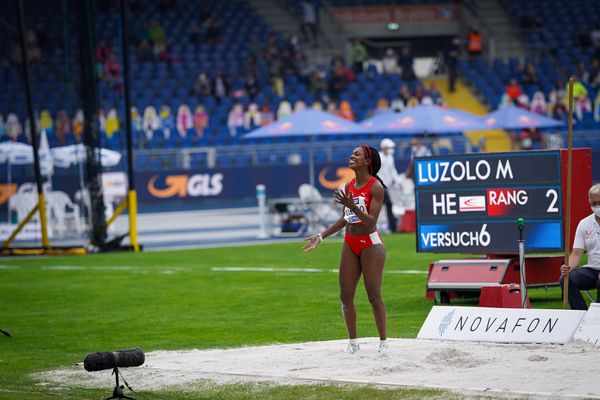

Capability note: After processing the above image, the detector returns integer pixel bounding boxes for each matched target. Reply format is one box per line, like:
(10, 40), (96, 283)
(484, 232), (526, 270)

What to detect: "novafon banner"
(417, 306), (585, 344)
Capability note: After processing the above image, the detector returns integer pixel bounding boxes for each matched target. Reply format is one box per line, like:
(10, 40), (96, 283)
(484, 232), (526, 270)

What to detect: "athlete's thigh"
(360, 244), (386, 292)
(339, 242), (362, 293)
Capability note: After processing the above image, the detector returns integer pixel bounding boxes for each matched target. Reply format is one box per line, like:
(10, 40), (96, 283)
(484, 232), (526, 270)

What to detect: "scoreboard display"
(415, 151), (564, 254)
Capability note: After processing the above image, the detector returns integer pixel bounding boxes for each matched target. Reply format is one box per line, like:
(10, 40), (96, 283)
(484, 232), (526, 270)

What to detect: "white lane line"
(0, 265), (20, 270)
(40, 266), (189, 273)
(210, 267), (428, 274)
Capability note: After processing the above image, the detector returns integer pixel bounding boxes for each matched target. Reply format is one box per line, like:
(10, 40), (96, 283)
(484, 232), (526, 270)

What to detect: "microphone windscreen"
(115, 348), (145, 368)
(84, 351), (117, 372)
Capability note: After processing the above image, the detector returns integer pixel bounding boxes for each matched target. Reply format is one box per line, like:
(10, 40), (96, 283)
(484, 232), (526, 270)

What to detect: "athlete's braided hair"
(361, 145), (387, 189)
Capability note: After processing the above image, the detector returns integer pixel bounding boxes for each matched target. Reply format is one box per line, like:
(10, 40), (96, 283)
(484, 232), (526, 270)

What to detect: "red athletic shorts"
(344, 231), (383, 256)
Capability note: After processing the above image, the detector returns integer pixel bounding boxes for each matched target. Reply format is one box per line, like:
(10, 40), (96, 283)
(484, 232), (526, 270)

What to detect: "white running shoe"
(346, 342), (360, 354)
(378, 341), (389, 355)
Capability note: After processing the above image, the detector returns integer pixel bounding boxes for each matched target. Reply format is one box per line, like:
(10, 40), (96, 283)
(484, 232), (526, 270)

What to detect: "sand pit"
(36, 338), (600, 398)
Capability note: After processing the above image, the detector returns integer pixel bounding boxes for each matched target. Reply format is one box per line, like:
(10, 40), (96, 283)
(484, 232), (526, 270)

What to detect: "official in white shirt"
(560, 183), (600, 310)
(378, 138), (399, 232)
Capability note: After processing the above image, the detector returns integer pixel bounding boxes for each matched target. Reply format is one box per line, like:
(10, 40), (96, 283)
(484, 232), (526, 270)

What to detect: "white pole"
(517, 218), (527, 308)
(256, 184), (269, 239)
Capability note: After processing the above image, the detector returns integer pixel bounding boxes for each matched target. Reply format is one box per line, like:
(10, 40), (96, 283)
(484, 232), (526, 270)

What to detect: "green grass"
(0, 234), (564, 399)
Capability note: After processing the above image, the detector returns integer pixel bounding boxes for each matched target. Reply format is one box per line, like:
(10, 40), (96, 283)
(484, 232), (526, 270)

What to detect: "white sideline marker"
(210, 267), (427, 274)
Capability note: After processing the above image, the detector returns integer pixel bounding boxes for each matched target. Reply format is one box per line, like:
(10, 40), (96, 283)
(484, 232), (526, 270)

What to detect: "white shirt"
(411, 144), (432, 160)
(573, 214), (600, 270)
(378, 151), (400, 188)
(301, 2), (316, 24)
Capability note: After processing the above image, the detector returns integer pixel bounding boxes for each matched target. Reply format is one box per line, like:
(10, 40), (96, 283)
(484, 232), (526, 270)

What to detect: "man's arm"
(561, 248), (584, 275)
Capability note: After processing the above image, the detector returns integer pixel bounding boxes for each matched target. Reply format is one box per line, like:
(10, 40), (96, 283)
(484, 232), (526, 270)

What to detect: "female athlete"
(303, 145), (388, 354)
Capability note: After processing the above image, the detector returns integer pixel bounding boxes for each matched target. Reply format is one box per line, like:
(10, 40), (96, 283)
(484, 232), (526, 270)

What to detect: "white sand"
(35, 338), (600, 399)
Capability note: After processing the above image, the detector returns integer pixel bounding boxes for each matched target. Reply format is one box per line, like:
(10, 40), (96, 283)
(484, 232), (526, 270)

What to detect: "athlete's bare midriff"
(345, 223), (376, 236)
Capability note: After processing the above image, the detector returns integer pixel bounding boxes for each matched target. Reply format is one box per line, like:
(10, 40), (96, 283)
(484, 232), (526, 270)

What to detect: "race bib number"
(344, 196), (367, 224)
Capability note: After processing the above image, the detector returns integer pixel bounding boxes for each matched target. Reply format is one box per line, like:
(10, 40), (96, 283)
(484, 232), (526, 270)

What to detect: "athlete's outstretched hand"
(334, 188), (354, 209)
(303, 234), (321, 252)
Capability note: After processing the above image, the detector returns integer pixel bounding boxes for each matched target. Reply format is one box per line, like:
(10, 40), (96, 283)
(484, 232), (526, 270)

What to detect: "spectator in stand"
(105, 54), (122, 91)
(159, 105), (174, 139)
(428, 82), (442, 104)
(55, 110), (70, 144)
(300, 0), (318, 47)
(227, 103), (245, 136)
(6, 113), (22, 141)
(138, 38), (153, 62)
(277, 101), (292, 120)
(446, 36), (460, 92)
(309, 69), (326, 96)
(248, 36), (265, 58)
(260, 105), (274, 126)
(0, 115), (8, 141)
(142, 106), (160, 140)
(193, 105), (209, 138)
(350, 38), (368, 74)
(105, 109), (120, 139)
(95, 40), (111, 79)
(413, 84), (426, 102)
(133, 20), (151, 46)
(568, 79), (588, 107)
(467, 29), (483, 57)
(192, 72), (211, 97)
(578, 28), (593, 48)
(505, 79), (522, 103)
(530, 91), (548, 115)
(518, 127), (542, 150)
(398, 83), (412, 105)
(577, 61), (590, 84)
(72, 110), (84, 142)
(398, 46), (416, 81)
(550, 94), (568, 121)
(212, 69), (229, 104)
(205, 19), (223, 44)
(372, 98), (389, 115)
(574, 92), (592, 121)
(244, 103), (261, 130)
(338, 100), (355, 121)
(294, 100), (307, 113)
(176, 104), (193, 137)
(521, 62), (540, 90)
(280, 49), (298, 77)
(516, 94), (530, 109)
(149, 20), (167, 55)
(328, 65), (347, 102)
(329, 50), (346, 73)
(382, 48), (399, 74)
(405, 138), (432, 179)
(549, 81), (565, 105)
(589, 59), (600, 89)
(311, 101), (323, 111)
(245, 72), (260, 101)
(326, 101), (337, 114)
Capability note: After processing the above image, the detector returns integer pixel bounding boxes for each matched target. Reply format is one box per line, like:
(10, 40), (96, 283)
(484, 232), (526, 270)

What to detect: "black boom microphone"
(84, 348), (145, 372)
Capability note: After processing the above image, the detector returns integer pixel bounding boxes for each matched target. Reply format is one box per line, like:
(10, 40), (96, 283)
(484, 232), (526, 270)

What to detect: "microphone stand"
(517, 218), (527, 309)
(105, 367), (138, 400)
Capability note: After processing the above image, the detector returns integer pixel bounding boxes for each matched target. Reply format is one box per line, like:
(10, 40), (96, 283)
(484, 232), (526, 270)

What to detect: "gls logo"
(148, 174), (223, 198)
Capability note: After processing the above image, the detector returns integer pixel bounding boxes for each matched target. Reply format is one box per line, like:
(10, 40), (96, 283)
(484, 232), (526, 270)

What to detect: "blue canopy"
(483, 104), (564, 129)
(361, 105), (489, 135)
(243, 109), (371, 139)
